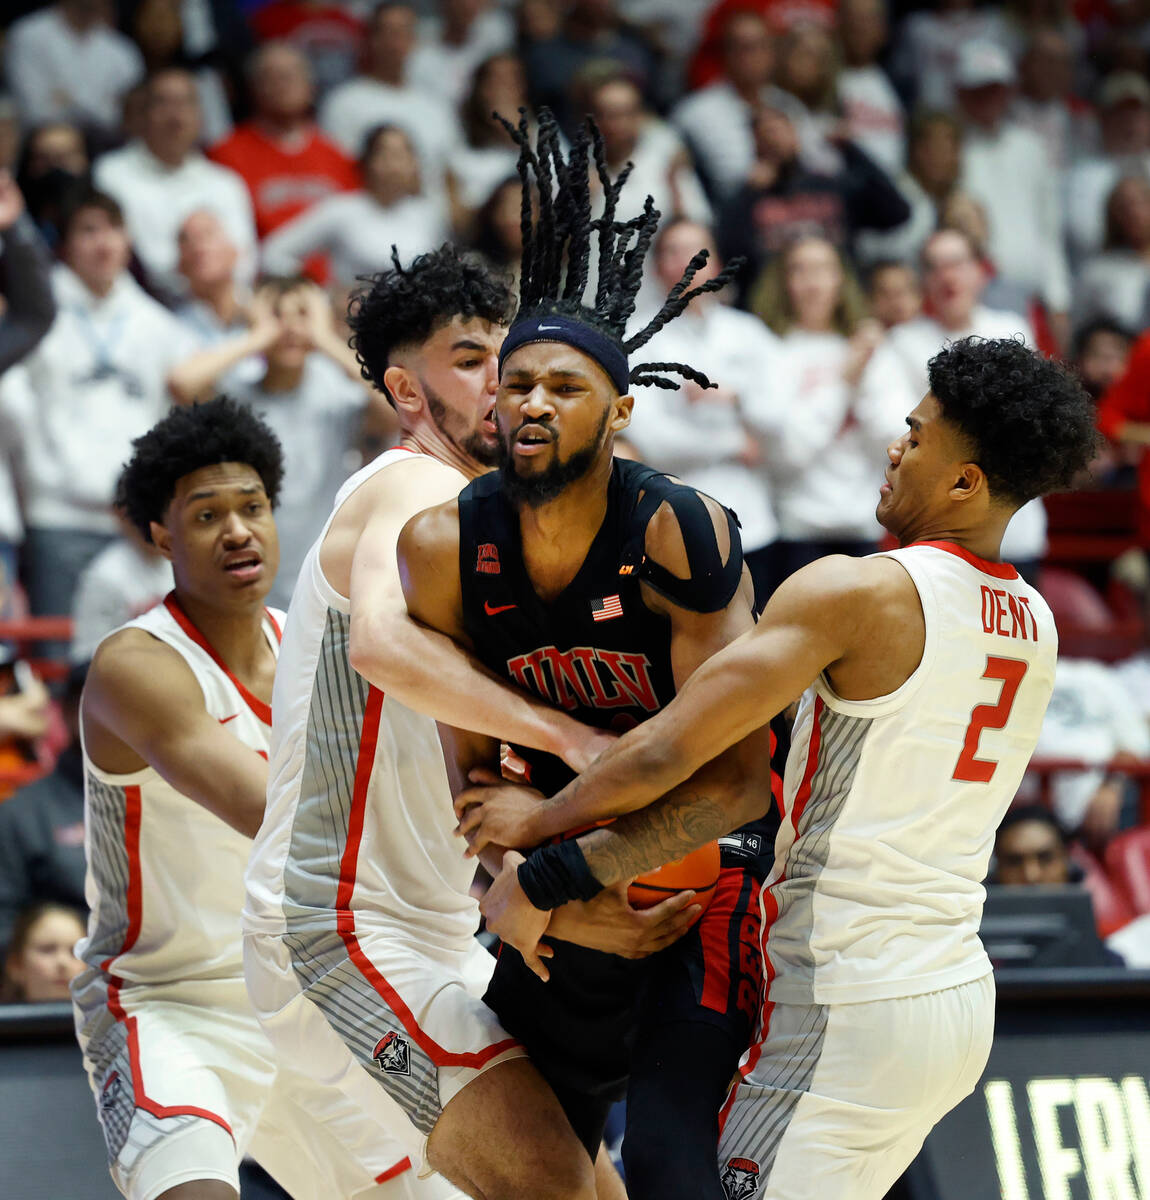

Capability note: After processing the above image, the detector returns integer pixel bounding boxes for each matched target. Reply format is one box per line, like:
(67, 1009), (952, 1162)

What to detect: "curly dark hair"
(347, 244), (515, 405)
(117, 397), (285, 542)
(927, 337), (1100, 507)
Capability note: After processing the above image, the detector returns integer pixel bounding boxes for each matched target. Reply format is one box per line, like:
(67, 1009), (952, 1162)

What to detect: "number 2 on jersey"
(952, 656), (1029, 784)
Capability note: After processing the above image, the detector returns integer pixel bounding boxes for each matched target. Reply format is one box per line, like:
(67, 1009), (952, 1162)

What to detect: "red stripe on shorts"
(718, 697), (824, 1134)
(375, 1157), (413, 1184)
(101, 784), (234, 1140)
(337, 687), (520, 1068)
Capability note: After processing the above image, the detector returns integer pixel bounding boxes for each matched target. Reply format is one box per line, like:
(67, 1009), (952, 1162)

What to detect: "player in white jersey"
(74, 399), (446, 1200)
(243, 248), (693, 1200)
(455, 337), (1101, 1198)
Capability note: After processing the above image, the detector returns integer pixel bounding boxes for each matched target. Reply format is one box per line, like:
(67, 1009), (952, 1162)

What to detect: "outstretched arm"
(345, 486), (612, 770)
(82, 632), (268, 837)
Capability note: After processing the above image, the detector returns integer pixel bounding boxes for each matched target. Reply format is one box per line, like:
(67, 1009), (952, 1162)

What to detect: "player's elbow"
(348, 609), (416, 692)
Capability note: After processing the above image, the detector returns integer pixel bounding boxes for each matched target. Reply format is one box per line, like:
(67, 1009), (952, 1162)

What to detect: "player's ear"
(611, 392), (634, 433)
(949, 462), (986, 504)
(384, 365), (421, 416)
(149, 521), (174, 560)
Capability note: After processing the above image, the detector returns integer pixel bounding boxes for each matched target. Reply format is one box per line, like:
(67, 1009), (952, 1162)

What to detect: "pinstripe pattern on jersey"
(80, 773), (135, 971)
(768, 706), (869, 984)
(719, 1002), (829, 1192)
(284, 928), (442, 1137)
(281, 606), (370, 931)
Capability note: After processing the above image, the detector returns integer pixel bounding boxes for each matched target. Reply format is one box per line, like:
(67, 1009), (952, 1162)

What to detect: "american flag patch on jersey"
(591, 594), (623, 622)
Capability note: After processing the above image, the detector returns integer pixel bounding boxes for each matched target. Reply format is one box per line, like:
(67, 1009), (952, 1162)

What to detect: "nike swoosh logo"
(218, 713), (240, 724)
(536, 324), (563, 331)
(484, 601), (517, 616)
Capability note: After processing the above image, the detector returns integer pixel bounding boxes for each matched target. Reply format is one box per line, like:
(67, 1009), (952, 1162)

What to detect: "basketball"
(628, 841), (720, 920)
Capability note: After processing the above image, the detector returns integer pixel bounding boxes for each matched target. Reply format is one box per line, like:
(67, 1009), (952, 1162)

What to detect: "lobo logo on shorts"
(100, 1070), (123, 1109)
(720, 1156), (761, 1200)
(373, 1031), (411, 1076)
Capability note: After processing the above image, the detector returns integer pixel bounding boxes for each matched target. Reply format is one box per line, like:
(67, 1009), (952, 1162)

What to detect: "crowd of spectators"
(2, 0), (1150, 987)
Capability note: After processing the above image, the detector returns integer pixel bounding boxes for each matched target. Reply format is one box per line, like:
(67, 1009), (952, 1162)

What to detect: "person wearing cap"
(1064, 71), (1150, 263)
(956, 39), (1071, 351)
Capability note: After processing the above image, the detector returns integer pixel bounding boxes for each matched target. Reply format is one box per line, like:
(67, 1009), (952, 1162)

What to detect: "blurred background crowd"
(2, 0), (1150, 1000)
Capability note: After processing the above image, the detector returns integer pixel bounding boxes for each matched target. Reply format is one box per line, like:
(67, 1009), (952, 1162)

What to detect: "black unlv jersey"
(460, 458), (696, 800)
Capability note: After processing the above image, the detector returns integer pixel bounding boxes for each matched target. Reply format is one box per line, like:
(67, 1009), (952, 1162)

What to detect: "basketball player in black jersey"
(397, 112), (777, 1200)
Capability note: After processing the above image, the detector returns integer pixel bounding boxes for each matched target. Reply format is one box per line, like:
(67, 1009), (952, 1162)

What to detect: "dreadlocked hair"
(496, 107), (742, 391)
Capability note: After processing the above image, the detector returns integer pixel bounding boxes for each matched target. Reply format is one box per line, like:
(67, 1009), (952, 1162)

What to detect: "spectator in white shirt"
(1011, 27), (1098, 171)
(167, 280), (395, 605)
(627, 219), (786, 609)
(2, 190), (192, 622)
(751, 234), (891, 578)
(454, 52), (532, 218)
(70, 503), (173, 664)
(671, 10), (794, 202)
(407, 0), (515, 109)
(4, 0), (145, 137)
(955, 40), (1072, 350)
(318, 2), (463, 221)
(859, 226), (1045, 578)
(891, 0), (1010, 111)
(1029, 657), (1150, 844)
(93, 67), (257, 300)
(1075, 176), (1150, 333)
(262, 124), (448, 288)
(866, 259), (923, 329)
(174, 210), (254, 350)
(856, 109), (965, 266)
(836, 0), (906, 179)
(582, 69), (712, 229)
(1064, 71), (1150, 264)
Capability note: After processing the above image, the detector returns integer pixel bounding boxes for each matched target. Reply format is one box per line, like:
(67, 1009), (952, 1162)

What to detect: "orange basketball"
(628, 841), (720, 921)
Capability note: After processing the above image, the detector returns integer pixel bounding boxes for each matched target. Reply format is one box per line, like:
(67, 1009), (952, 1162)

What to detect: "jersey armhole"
(814, 552), (938, 718)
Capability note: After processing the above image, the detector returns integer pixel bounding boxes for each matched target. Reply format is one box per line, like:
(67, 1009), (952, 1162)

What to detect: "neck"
(255, 113), (310, 141)
(170, 586), (270, 674)
(730, 76), (763, 104)
(515, 456), (614, 604)
(898, 514), (1011, 561)
(369, 62), (405, 86)
(262, 361), (305, 392)
(60, 3), (96, 32)
(196, 278), (238, 323)
(799, 313), (834, 333)
(399, 425), (486, 480)
(936, 305), (975, 333)
(145, 139), (189, 168)
(444, 14), (472, 45)
(77, 271), (116, 299)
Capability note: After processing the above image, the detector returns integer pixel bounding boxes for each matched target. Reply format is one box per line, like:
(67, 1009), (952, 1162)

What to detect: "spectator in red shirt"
(1097, 328), (1150, 540)
(209, 41), (358, 244)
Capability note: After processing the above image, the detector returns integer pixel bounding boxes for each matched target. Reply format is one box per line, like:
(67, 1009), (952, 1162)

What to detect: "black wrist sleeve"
(517, 839), (604, 910)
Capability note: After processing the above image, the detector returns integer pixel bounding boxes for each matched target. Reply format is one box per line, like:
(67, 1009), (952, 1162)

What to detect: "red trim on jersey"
(163, 593), (275, 725)
(699, 869), (742, 1012)
(912, 540), (1019, 580)
(374, 1158), (413, 1184)
(266, 609), (283, 644)
(719, 698), (824, 1134)
(336, 687), (521, 1068)
(100, 784), (234, 1141)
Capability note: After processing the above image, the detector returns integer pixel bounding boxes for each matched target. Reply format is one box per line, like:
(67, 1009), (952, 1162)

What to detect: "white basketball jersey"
(765, 541), (1057, 1006)
(244, 448), (480, 952)
(78, 596), (283, 987)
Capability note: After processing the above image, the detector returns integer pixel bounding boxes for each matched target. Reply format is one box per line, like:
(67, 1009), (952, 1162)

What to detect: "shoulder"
(781, 552), (916, 619)
(334, 451), (464, 526)
(397, 496), (462, 570)
(8, 8), (53, 42)
(86, 626), (200, 717)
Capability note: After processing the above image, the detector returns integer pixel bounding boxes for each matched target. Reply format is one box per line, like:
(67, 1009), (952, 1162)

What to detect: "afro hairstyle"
(347, 244), (516, 405)
(927, 337), (1100, 507)
(117, 397), (285, 542)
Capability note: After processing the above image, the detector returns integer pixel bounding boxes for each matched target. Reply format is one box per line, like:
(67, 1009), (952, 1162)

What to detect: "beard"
(497, 408), (609, 508)
(424, 380), (500, 467)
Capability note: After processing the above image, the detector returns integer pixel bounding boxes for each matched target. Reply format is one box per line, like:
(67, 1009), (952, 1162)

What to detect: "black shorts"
(640, 864), (765, 1046)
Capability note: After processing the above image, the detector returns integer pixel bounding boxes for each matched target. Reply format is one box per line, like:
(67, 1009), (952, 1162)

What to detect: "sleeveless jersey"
(78, 595), (283, 988)
(765, 541), (1058, 1006)
(243, 448), (480, 952)
(458, 457), (776, 865)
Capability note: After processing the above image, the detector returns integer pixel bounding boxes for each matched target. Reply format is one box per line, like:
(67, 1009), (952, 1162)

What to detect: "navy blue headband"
(498, 314), (630, 395)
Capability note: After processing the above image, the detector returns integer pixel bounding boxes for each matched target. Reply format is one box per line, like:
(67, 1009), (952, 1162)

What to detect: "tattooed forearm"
(577, 785), (735, 888)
